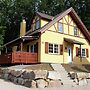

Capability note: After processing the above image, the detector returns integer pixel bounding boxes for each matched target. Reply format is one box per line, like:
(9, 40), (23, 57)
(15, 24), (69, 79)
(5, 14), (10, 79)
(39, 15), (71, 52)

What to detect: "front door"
(68, 46), (72, 63)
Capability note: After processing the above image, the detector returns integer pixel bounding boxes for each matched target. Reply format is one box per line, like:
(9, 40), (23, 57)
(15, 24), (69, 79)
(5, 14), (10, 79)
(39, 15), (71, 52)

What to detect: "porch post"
(80, 44), (82, 62)
(20, 42), (23, 51)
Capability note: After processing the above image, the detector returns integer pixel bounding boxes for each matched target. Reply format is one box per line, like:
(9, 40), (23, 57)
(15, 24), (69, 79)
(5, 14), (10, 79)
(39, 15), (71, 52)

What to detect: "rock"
(22, 71), (35, 80)
(8, 74), (14, 82)
(48, 71), (61, 80)
(17, 77), (25, 85)
(13, 77), (18, 84)
(36, 79), (48, 88)
(48, 80), (62, 87)
(24, 80), (32, 88)
(79, 79), (88, 86)
(69, 72), (77, 79)
(76, 73), (88, 80)
(3, 73), (9, 80)
(31, 80), (37, 88)
(34, 70), (48, 79)
(0, 68), (3, 78)
(11, 70), (23, 77)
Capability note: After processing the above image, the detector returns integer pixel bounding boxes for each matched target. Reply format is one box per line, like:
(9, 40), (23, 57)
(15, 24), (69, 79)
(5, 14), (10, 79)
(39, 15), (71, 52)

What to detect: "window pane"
(78, 48), (81, 55)
(58, 23), (62, 32)
(54, 44), (58, 53)
(36, 20), (40, 29)
(74, 27), (78, 36)
(49, 44), (53, 53)
(82, 49), (85, 57)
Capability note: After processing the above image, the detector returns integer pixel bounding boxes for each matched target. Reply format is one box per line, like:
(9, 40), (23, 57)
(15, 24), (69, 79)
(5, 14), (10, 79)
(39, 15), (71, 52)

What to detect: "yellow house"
(2, 7), (90, 64)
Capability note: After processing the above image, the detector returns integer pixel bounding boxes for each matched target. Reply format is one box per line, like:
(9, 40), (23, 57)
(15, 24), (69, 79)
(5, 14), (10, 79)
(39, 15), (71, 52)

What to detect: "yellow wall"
(40, 14), (90, 64)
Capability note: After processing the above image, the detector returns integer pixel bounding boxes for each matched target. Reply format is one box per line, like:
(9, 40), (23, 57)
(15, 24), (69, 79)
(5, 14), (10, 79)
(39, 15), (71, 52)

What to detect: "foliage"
(0, 0), (90, 48)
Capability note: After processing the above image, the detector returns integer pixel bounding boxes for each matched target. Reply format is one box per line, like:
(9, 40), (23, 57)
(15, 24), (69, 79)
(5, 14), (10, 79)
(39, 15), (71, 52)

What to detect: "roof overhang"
(64, 38), (85, 45)
(4, 36), (39, 47)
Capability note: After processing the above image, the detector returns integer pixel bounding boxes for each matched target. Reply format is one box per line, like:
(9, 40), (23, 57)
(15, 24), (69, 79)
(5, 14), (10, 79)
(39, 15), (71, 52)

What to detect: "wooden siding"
(0, 51), (38, 64)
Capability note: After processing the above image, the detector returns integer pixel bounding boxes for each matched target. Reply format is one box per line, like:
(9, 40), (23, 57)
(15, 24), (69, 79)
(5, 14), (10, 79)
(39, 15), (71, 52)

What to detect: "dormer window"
(74, 27), (78, 36)
(58, 23), (63, 33)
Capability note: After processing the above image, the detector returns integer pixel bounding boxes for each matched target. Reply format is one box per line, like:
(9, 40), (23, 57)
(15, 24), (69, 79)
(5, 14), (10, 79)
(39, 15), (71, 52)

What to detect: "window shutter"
(86, 49), (89, 57)
(60, 45), (63, 55)
(76, 47), (78, 56)
(45, 42), (48, 54)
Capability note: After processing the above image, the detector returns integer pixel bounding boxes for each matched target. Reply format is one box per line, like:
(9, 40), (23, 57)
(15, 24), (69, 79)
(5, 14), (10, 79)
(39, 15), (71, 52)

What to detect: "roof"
(64, 38), (85, 45)
(26, 7), (90, 43)
(36, 12), (53, 20)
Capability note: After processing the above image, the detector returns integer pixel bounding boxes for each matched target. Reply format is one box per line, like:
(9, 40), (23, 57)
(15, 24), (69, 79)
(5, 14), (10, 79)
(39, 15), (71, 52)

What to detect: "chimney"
(20, 19), (26, 37)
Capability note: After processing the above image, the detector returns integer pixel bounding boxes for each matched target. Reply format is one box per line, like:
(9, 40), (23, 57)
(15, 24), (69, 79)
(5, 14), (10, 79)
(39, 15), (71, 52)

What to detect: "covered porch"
(0, 36), (39, 64)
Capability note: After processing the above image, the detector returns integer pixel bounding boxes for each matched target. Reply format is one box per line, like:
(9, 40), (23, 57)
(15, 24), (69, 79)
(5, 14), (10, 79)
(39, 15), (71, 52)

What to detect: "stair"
(51, 64), (76, 86)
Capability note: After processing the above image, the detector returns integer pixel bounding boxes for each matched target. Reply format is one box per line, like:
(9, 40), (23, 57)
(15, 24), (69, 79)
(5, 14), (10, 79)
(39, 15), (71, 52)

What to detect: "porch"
(0, 51), (38, 64)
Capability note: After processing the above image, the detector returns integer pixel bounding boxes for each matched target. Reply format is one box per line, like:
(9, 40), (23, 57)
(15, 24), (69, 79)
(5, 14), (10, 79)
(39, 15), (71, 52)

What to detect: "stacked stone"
(69, 72), (90, 86)
(0, 68), (62, 88)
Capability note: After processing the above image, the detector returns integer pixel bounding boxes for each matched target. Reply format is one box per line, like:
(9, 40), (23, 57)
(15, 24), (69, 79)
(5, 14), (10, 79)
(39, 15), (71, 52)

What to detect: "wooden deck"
(0, 51), (38, 64)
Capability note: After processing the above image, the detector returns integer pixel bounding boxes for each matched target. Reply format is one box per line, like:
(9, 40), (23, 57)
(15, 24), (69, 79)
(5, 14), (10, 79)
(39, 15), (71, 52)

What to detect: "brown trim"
(64, 17), (68, 24)
(45, 42), (48, 54)
(53, 24), (57, 31)
(86, 49), (89, 57)
(47, 30), (86, 39)
(60, 45), (63, 55)
(76, 47), (78, 56)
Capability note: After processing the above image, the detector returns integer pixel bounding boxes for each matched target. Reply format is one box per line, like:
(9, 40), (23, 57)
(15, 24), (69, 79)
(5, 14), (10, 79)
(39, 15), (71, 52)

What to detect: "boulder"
(76, 73), (89, 80)
(48, 80), (62, 87)
(36, 79), (48, 88)
(17, 77), (25, 85)
(69, 72), (77, 79)
(3, 73), (9, 80)
(22, 71), (35, 80)
(48, 71), (61, 80)
(8, 74), (14, 82)
(13, 77), (18, 84)
(31, 80), (37, 88)
(24, 80), (32, 88)
(34, 70), (48, 79)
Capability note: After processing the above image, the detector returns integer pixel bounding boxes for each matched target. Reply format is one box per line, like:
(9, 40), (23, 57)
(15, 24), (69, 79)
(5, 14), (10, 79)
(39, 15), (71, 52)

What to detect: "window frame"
(78, 48), (86, 57)
(74, 27), (78, 36)
(58, 22), (63, 33)
(36, 20), (40, 30)
(48, 43), (59, 54)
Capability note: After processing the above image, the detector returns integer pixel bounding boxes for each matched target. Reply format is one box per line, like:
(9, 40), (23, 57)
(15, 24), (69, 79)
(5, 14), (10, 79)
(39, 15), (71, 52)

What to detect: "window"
(74, 27), (78, 36)
(49, 43), (59, 54)
(58, 23), (63, 32)
(36, 20), (40, 29)
(78, 48), (86, 57)
(32, 23), (35, 31)
(31, 45), (35, 53)
(27, 45), (30, 52)
(82, 48), (86, 57)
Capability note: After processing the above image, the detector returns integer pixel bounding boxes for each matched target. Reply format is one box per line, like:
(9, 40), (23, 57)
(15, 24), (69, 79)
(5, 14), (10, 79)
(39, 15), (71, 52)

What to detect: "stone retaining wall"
(69, 72), (90, 86)
(0, 68), (62, 88)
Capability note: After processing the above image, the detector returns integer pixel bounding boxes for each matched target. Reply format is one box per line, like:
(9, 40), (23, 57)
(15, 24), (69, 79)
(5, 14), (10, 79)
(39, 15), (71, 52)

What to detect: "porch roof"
(4, 36), (39, 47)
(64, 38), (85, 45)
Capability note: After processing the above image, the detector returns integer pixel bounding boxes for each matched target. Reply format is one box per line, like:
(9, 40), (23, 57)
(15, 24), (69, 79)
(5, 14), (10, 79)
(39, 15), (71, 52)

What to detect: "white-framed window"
(82, 48), (86, 57)
(31, 45), (35, 53)
(58, 23), (63, 33)
(78, 48), (86, 57)
(48, 43), (59, 54)
(74, 27), (78, 36)
(36, 20), (40, 29)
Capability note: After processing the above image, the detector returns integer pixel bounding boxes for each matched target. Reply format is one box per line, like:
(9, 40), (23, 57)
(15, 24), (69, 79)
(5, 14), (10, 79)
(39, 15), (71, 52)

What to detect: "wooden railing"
(0, 51), (38, 64)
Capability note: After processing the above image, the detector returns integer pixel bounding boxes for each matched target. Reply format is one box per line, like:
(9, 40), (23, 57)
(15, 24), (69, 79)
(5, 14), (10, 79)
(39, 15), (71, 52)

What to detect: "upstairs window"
(82, 48), (86, 57)
(58, 23), (63, 33)
(74, 27), (78, 36)
(36, 20), (40, 30)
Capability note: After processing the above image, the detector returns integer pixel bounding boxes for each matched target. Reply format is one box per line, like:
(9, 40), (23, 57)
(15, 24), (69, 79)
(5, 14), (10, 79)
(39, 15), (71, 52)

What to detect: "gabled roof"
(26, 7), (90, 43)
(36, 12), (53, 20)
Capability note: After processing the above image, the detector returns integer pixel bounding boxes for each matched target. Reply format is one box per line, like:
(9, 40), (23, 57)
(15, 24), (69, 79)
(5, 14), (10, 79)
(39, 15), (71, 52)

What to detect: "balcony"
(0, 51), (38, 64)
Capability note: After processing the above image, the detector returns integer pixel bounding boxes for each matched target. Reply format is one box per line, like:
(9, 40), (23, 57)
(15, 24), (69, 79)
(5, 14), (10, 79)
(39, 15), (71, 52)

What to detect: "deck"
(0, 51), (38, 64)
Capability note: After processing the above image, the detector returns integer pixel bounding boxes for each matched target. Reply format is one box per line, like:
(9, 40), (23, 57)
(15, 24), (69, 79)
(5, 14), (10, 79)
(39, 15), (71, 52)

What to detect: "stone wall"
(0, 68), (62, 88)
(69, 72), (90, 86)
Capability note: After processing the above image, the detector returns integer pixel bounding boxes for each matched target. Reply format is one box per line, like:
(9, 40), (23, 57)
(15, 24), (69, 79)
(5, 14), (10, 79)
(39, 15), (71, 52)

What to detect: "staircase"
(51, 64), (76, 86)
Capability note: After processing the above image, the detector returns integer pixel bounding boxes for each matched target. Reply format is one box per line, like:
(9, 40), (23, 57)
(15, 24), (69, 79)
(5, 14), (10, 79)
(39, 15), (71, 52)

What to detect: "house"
(0, 7), (90, 64)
